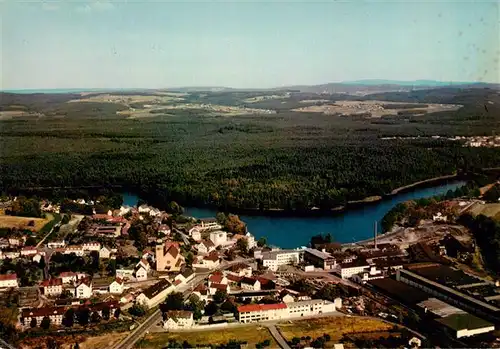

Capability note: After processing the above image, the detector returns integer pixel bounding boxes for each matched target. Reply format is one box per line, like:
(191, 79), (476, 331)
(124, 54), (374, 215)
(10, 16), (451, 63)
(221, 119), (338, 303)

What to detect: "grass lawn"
(469, 203), (500, 220)
(277, 317), (394, 343)
(64, 332), (129, 349)
(135, 325), (276, 348)
(0, 214), (51, 232)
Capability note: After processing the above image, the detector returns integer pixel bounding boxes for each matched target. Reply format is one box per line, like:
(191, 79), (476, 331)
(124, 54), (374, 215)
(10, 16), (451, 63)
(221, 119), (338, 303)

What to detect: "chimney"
(373, 221), (378, 250)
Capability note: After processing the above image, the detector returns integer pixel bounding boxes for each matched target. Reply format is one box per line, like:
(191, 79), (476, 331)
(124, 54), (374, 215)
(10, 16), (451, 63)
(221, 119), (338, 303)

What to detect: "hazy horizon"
(2, 0), (499, 90)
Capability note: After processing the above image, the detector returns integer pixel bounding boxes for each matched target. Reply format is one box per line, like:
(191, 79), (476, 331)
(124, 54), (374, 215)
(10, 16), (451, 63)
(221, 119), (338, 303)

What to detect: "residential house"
(196, 240), (216, 254)
(118, 205), (132, 216)
(240, 277), (261, 291)
(21, 306), (66, 328)
(174, 268), (195, 284)
(163, 310), (194, 330)
(189, 227), (202, 242)
(149, 207), (162, 217)
(136, 259), (150, 272)
(209, 231), (227, 247)
(208, 272), (228, 286)
(225, 263), (253, 278)
(0, 273), (18, 288)
(73, 279), (92, 299)
(155, 242), (185, 272)
(138, 204), (151, 214)
(433, 212), (448, 222)
(0, 238), (9, 249)
(32, 252), (44, 263)
(120, 293), (136, 304)
(59, 272), (87, 284)
(21, 246), (38, 257)
(82, 241), (101, 252)
(226, 274), (243, 286)
(109, 278), (125, 294)
(209, 282), (230, 295)
(40, 278), (63, 296)
(257, 277), (276, 290)
(246, 232), (257, 249)
(116, 269), (135, 280)
(158, 225), (171, 235)
(99, 246), (111, 259)
(192, 284), (210, 302)
(194, 253), (220, 269)
(134, 265), (148, 281)
(136, 279), (175, 309)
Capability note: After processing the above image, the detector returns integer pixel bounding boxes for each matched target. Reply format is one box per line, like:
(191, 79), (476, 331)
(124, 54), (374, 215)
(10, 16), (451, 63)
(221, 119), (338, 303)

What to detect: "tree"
(220, 300), (237, 314)
(164, 292), (184, 311)
(185, 252), (194, 267)
(291, 337), (301, 346)
(129, 303), (146, 317)
(40, 316), (51, 330)
(102, 306), (110, 320)
(213, 289), (227, 303)
(224, 214), (246, 235)
(236, 238), (248, 254)
(114, 308), (121, 318)
(59, 289), (73, 300)
(135, 231), (148, 251)
(38, 257), (46, 270)
(25, 237), (37, 246)
(76, 308), (90, 326)
(204, 301), (218, 316)
(257, 237), (267, 247)
(62, 308), (74, 327)
(167, 201), (184, 215)
(91, 311), (101, 323)
(30, 317), (37, 328)
(216, 212), (227, 225)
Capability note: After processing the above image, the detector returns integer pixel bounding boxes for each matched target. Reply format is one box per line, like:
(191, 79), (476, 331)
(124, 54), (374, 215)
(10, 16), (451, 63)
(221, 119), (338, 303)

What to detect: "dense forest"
(1, 88), (500, 212)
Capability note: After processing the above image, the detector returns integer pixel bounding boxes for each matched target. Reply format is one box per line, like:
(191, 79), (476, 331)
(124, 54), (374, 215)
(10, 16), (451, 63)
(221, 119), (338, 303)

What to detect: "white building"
(109, 278), (125, 294)
(21, 246), (38, 256)
(246, 232), (257, 249)
(262, 250), (301, 271)
(237, 299), (341, 324)
(209, 231), (227, 247)
(63, 245), (84, 256)
(0, 273), (18, 288)
(174, 268), (195, 284)
(99, 246), (111, 259)
(21, 306), (66, 328)
(48, 240), (66, 249)
(134, 266), (148, 281)
(40, 278), (63, 296)
(199, 219), (222, 231)
(433, 212), (448, 222)
(240, 277), (261, 291)
(339, 260), (370, 279)
(237, 303), (288, 323)
(59, 272), (87, 284)
(351, 266), (385, 284)
(163, 310), (194, 330)
(189, 227), (202, 242)
(196, 240), (216, 254)
(136, 279), (175, 309)
(82, 241), (101, 252)
(74, 280), (92, 299)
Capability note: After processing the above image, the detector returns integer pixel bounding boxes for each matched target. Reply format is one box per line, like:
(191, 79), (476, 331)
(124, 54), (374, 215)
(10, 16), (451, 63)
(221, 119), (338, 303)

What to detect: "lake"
(122, 181), (465, 248)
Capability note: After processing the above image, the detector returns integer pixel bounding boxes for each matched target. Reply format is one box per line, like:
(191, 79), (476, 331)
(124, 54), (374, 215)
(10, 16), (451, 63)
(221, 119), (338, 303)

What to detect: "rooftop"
(22, 306), (66, 318)
(141, 279), (172, 299)
(0, 273), (17, 281)
(262, 249), (300, 260)
(304, 248), (334, 260)
(237, 303), (287, 313)
(416, 298), (465, 318)
(436, 313), (494, 331)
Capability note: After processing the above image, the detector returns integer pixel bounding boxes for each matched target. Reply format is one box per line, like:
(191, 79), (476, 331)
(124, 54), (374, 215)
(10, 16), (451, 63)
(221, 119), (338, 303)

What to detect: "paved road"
(172, 227), (190, 246)
(113, 258), (255, 349)
(265, 324), (291, 349)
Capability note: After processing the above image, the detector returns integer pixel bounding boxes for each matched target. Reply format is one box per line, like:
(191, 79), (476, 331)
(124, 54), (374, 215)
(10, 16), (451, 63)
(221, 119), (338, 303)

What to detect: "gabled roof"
(166, 310), (192, 320)
(204, 253), (219, 262)
(22, 306), (66, 318)
(141, 279), (172, 299)
(201, 240), (215, 248)
(237, 303), (287, 313)
(210, 283), (228, 291)
(228, 263), (251, 272)
(40, 278), (62, 287)
(240, 277), (258, 285)
(0, 273), (17, 281)
(226, 274), (243, 283)
(209, 272), (224, 284)
(112, 277), (124, 285)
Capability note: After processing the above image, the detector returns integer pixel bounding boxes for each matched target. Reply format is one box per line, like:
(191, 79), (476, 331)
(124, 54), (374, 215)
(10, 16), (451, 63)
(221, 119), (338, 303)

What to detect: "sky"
(1, 0), (499, 89)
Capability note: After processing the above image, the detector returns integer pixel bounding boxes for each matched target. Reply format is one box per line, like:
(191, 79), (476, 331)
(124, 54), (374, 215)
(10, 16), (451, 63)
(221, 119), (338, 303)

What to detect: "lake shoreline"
(187, 174), (467, 218)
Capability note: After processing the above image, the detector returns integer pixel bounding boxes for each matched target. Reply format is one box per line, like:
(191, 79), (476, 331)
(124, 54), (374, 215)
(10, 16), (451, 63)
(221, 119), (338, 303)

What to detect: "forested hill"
(1, 87), (500, 212)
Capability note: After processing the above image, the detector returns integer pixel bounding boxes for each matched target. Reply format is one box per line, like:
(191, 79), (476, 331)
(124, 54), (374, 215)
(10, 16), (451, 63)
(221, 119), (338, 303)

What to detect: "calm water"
(122, 181), (465, 248)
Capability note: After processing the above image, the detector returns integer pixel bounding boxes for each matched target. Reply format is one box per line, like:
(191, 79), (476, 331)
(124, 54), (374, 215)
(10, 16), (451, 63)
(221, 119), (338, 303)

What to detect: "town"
(0, 183), (498, 349)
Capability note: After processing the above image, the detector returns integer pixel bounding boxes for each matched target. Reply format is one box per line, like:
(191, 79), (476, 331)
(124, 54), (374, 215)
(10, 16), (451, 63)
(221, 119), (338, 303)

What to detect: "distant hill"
(339, 79), (479, 86)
